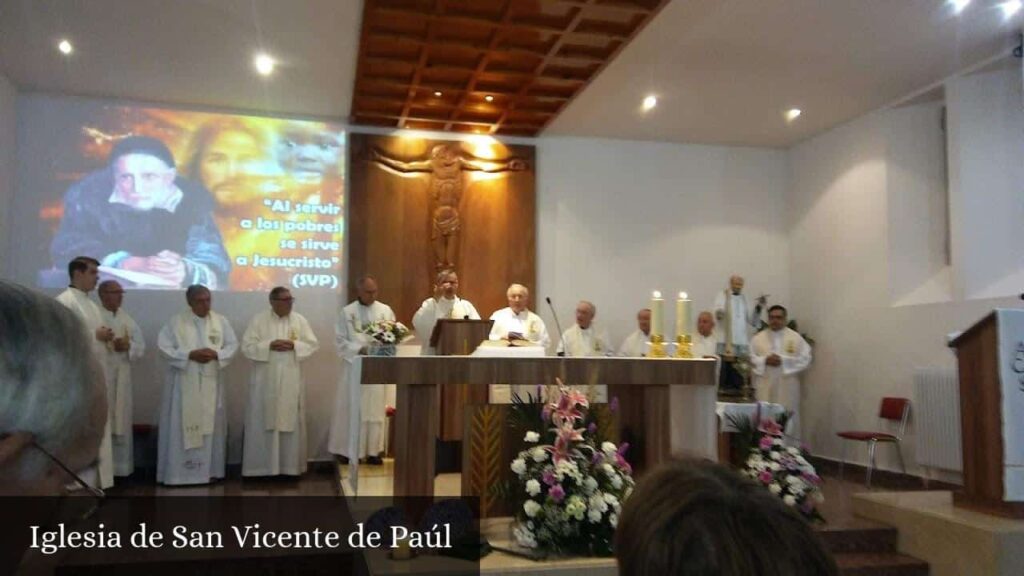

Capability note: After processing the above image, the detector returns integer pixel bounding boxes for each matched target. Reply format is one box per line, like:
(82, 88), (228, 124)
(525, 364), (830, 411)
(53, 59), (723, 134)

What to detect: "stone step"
(834, 552), (929, 576)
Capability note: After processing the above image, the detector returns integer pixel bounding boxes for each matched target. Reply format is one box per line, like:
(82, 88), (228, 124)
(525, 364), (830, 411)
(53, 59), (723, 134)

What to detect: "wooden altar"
(358, 356), (718, 497)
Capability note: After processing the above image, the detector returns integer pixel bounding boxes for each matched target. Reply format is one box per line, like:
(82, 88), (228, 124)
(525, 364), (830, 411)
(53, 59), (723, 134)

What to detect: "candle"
(675, 292), (692, 338)
(650, 290), (664, 339)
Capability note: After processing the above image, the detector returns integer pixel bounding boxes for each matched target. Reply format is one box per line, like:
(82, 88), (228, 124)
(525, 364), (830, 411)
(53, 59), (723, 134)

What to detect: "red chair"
(836, 397), (910, 488)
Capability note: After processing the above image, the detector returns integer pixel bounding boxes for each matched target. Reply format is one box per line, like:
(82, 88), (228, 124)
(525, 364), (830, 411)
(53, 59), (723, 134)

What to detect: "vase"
(369, 342), (397, 357)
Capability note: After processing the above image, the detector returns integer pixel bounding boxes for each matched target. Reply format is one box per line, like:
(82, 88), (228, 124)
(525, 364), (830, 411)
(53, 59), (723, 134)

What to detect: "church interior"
(2, 1), (1024, 574)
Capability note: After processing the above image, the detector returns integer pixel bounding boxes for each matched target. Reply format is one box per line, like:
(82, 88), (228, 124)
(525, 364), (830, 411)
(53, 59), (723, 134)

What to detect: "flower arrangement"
(739, 418), (824, 521)
(361, 319), (411, 345)
(508, 381), (635, 556)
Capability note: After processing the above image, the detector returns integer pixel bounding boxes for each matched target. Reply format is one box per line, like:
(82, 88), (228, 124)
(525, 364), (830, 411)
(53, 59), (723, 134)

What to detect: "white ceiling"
(0, 0), (1020, 147)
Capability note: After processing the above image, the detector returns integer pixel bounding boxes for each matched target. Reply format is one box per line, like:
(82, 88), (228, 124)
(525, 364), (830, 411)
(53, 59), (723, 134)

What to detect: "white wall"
(788, 63), (1023, 479)
(0, 74), (15, 275)
(536, 137), (791, 346)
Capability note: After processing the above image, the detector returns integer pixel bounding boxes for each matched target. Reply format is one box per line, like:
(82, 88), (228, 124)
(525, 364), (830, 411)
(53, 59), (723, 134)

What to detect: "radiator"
(913, 368), (963, 472)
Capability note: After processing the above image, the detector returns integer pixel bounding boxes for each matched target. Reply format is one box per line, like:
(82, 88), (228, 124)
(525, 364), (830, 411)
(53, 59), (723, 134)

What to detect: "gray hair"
(0, 281), (101, 481)
(578, 300), (596, 314)
(436, 269), (457, 284)
(506, 283), (529, 298)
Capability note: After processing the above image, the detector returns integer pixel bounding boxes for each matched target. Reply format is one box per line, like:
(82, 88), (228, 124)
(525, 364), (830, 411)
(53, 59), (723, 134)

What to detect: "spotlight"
(484, 95), (494, 102)
(58, 39), (73, 55)
(785, 108), (802, 122)
(1000, 0), (1022, 18)
(254, 53), (275, 76)
(642, 95), (657, 111)
(949, 0), (971, 14)
(434, 91), (443, 97)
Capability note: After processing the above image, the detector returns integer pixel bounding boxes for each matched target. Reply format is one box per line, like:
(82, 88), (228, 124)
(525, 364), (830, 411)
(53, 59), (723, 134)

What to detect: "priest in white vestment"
(412, 269), (479, 354)
(156, 285), (238, 485)
(97, 280), (145, 477)
(488, 283), (550, 347)
(488, 284), (550, 402)
(556, 301), (611, 402)
(750, 305), (812, 438)
(241, 287), (319, 476)
(713, 275), (765, 392)
(617, 308), (651, 357)
(691, 311), (720, 359)
(56, 256), (115, 489)
(330, 275), (397, 463)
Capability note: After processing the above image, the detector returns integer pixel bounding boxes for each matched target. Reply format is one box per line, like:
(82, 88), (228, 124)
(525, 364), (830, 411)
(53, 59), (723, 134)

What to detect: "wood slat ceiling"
(350, 0), (671, 136)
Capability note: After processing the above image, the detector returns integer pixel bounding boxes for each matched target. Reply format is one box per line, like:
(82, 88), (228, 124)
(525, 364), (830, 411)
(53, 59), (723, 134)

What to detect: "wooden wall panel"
(348, 133), (536, 327)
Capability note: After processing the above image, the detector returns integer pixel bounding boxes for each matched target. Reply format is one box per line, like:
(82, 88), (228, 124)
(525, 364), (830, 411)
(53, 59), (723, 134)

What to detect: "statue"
(370, 144), (527, 272)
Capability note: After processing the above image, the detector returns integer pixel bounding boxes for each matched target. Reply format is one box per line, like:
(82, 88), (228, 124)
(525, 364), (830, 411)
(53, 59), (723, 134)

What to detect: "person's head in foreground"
(616, 459), (837, 576)
(0, 281), (107, 495)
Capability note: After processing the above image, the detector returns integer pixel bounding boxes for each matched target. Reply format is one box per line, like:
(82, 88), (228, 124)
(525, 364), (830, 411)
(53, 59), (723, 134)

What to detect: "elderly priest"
(241, 287), (319, 477)
(156, 284), (238, 485)
(331, 275), (396, 465)
(97, 280), (146, 477)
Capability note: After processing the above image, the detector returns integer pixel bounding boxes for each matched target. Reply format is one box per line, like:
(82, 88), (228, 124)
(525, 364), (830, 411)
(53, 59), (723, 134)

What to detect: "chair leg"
(894, 440), (907, 477)
(866, 440), (877, 489)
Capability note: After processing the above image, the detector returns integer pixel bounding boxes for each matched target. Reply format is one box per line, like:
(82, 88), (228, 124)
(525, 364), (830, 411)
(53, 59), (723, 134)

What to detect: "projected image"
(36, 104), (344, 292)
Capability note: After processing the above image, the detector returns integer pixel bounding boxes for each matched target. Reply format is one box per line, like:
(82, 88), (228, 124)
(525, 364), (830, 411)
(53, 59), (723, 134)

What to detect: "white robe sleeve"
(412, 298), (438, 343)
(463, 300), (481, 320)
(781, 334), (812, 376)
(241, 315), (272, 363)
(335, 307), (365, 360)
(127, 316), (145, 362)
(293, 315), (319, 360)
(488, 311), (503, 341)
(599, 330), (613, 357)
(749, 332), (768, 376)
(158, 323), (189, 371)
(216, 318), (238, 368)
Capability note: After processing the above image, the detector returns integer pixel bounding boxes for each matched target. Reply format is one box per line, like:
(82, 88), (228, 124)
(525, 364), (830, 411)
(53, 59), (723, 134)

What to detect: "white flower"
(587, 508), (603, 523)
(524, 431), (540, 443)
(589, 493), (609, 514)
(783, 495), (797, 507)
(786, 475), (801, 485)
(602, 463), (615, 476)
(565, 495), (586, 520)
(770, 451), (780, 460)
(603, 493), (619, 507)
(523, 500), (541, 518)
(602, 441), (617, 455)
(813, 491), (825, 503)
(513, 525), (537, 548)
(610, 474), (623, 489)
(511, 458), (527, 475)
(583, 476), (599, 494)
(609, 513), (618, 528)
(531, 447), (548, 462)
(787, 447), (801, 455)
(769, 483), (782, 495)
(526, 479), (541, 496)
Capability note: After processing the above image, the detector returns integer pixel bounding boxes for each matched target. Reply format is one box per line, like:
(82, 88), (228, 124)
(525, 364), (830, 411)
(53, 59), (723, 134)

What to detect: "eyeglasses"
(31, 440), (105, 518)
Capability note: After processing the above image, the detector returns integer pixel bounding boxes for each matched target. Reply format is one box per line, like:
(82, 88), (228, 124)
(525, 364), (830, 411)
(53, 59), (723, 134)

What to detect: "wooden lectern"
(431, 319), (493, 440)
(950, 309), (1024, 517)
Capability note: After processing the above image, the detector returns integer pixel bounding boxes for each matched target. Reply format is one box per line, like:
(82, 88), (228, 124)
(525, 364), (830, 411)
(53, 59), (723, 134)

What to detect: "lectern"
(431, 319), (493, 440)
(950, 309), (1024, 517)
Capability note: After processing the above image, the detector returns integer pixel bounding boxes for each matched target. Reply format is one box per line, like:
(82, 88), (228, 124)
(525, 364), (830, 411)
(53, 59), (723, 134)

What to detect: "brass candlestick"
(648, 334), (668, 358)
(674, 334), (693, 358)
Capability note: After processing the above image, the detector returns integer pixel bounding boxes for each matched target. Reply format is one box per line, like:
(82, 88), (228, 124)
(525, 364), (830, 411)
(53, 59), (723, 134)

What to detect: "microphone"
(546, 297), (568, 357)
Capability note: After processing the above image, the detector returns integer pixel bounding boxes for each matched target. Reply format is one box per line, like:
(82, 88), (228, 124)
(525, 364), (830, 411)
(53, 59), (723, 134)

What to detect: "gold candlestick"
(674, 334), (693, 358)
(648, 334), (668, 358)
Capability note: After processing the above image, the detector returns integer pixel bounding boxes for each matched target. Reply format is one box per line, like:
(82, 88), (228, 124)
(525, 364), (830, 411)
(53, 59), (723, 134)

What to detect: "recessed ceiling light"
(642, 95), (657, 111)
(484, 95), (494, 102)
(254, 53), (275, 76)
(434, 91), (443, 97)
(999, 0), (1022, 18)
(785, 108), (802, 122)
(57, 39), (73, 55)
(949, 0), (971, 14)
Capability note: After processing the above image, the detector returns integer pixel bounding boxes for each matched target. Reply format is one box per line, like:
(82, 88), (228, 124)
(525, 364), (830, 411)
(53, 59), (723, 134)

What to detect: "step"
(816, 522), (898, 554)
(835, 552), (929, 576)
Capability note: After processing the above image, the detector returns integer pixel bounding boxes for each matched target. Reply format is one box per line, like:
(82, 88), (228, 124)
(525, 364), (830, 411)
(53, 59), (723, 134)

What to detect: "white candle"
(650, 290), (664, 338)
(676, 291), (692, 338)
